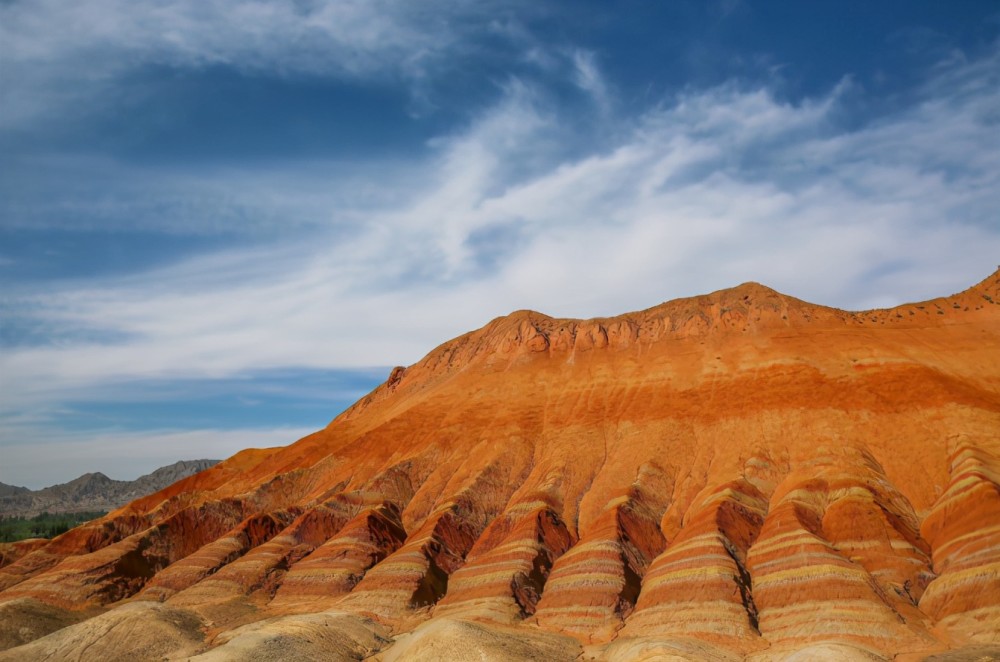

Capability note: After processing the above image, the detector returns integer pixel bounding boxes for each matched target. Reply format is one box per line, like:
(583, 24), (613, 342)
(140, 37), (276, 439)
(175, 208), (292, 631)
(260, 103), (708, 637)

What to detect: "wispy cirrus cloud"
(0, 0), (541, 127)
(2, 4), (998, 487)
(3, 43), (998, 398)
(570, 49), (613, 115)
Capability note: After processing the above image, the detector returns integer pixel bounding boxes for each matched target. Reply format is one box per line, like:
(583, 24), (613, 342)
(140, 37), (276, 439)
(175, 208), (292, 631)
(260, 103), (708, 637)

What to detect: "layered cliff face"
(1, 271), (999, 661)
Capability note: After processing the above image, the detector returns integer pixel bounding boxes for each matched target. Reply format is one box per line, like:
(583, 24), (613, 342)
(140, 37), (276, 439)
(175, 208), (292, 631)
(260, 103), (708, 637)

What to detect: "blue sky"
(2, 1), (999, 488)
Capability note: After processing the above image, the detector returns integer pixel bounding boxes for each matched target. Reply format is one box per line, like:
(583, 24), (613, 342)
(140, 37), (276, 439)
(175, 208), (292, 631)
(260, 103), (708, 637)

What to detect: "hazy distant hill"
(0, 460), (219, 518)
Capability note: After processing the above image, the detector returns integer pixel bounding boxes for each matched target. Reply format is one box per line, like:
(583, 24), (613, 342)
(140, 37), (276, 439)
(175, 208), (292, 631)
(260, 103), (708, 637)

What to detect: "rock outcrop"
(1, 270), (999, 660)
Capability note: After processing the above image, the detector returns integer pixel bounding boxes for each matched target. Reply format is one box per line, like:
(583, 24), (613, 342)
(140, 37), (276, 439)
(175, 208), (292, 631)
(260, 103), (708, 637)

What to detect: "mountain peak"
(2, 270), (998, 660)
(0, 461), (221, 519)
(342, 269), (1000, 422)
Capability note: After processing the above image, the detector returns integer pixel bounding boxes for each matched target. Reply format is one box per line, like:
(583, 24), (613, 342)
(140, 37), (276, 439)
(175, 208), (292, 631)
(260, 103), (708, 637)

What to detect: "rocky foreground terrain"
(0, 271), (998, 661)
(0, 460), (220, 518)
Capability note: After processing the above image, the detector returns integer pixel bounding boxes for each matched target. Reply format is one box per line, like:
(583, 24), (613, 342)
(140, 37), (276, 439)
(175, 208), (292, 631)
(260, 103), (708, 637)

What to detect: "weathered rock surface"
(0, 598), (88, 652)
(1, 270), (999, 660)
(373, 617), (581, 661)
(0, 601), (204, 661)
(188, 610), (391, 661)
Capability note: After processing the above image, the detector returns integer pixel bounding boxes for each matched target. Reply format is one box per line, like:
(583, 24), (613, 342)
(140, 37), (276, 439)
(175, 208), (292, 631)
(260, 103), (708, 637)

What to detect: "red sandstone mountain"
(1, 271), (998, 661)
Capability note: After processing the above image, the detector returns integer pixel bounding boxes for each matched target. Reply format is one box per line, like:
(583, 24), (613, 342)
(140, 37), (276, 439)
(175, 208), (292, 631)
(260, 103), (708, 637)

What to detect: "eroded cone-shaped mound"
(164, 504), (352, 629)
(620, 477), (766, 652)
(432, 498), (573, 622)
(533, 484), (666, 642)
(137, 511), (291, 603)
(269, 504), (407, 610)
(1, 270), (999, 660)
(0, 500), (248, 609)
(919, 439), (1000, 643)
(746, 448), (936, 655)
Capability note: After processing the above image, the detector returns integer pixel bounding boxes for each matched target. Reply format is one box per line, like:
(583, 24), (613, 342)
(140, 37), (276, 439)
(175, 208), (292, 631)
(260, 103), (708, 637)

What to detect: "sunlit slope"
(2, 270), (998, 660)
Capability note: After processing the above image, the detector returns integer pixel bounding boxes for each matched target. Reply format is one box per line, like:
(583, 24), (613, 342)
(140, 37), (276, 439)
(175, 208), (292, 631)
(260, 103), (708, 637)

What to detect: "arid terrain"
(1, 271), (998, 661)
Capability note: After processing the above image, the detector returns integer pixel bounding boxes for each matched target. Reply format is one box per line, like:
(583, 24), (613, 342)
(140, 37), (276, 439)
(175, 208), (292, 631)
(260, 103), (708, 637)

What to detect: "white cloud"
(0, 155), (365, 234)
(571, 49), (612, 115)
(2, 42), (999, 486)
(0, 426), (314, 488)
(0, 0), (529, 126)
(1, 0), (456, 75)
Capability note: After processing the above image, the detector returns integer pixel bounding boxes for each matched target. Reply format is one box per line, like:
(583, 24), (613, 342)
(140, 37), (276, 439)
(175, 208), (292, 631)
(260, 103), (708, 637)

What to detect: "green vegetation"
(0, 511), (106, 543)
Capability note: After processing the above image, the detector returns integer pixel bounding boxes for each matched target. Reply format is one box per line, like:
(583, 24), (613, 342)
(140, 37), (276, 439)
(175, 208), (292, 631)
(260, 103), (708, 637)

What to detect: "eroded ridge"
(747, 448), (936, 656)
(335, 503), (479, 620)
(337, 459), (523, 622)
(0, 501), (249, 609)
(138, 511), (292, 603)
(1, 270), (999, 659)
(432, 496), (573, 622)
(166, 503), (351, 621)
(0, 511), (153, 593)
(820, 450), (935, 623)
(620, 478), (766, 652)
(268, 503), (407, 610)
(920, 437), (1000, 642)
(533, 484), (666, 643)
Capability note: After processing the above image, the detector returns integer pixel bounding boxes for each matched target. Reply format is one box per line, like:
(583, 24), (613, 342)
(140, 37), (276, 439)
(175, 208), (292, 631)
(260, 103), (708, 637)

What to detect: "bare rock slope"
(1, 271), (999, 660)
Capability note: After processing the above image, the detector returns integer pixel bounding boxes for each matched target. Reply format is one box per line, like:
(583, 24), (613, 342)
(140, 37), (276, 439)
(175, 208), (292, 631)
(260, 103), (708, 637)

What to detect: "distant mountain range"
(0, 460), (220, 518)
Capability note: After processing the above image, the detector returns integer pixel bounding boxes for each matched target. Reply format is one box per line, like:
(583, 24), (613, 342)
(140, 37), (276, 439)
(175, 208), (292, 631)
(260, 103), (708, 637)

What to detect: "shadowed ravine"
(1, 271), (999, 661)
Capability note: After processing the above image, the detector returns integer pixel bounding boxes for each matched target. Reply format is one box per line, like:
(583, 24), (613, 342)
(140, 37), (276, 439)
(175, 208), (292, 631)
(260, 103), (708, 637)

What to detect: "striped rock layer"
(2, 271), (1000, 660)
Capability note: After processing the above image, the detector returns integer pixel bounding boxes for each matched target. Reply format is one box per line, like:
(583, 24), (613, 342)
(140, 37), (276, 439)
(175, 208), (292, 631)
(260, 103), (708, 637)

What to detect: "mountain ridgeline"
(0, 271), (998, 661)
(0, 460), (220, 519)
